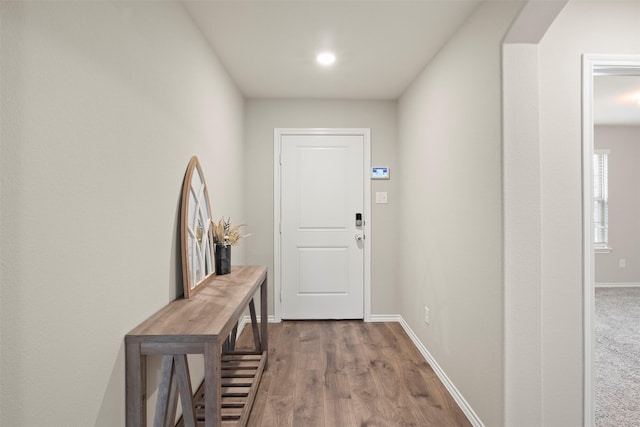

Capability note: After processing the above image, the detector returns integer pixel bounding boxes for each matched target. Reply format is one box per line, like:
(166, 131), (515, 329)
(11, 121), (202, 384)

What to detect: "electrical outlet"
(424, 306), (430, 325)
(620, 258), (626, 268)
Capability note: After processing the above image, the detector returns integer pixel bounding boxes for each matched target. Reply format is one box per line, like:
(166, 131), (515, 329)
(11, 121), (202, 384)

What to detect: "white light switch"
(376, 192), (388, 204)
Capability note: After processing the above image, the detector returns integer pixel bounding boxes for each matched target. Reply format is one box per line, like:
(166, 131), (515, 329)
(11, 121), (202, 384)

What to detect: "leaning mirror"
(180, 156), (215, 298)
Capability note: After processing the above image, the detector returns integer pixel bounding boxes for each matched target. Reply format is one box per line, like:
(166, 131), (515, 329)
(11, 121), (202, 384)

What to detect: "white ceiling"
(183, 0), (481, 99)
(594, 75), (640, 125)
(183, 1), (640, 124)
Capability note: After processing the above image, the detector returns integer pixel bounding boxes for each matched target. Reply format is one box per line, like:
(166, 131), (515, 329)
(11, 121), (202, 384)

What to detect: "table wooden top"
(125, 265), (267, 343)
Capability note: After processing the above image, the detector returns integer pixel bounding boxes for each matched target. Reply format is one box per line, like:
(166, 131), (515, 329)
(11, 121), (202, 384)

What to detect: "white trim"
(594, 247), (612, 254)
(595, 282), (640, 288)
(237, 315), (250, 336)
(369, 315), (484, 427)
(273, 129), (282, 322)
(237, 315), (279, 337)
(369, 314), (402, 323)
(582, 54), (640, 427)
(273, 128), (372, 322)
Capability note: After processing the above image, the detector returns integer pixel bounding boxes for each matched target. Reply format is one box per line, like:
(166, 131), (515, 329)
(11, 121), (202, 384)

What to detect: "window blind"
(593, 150), (609, 247)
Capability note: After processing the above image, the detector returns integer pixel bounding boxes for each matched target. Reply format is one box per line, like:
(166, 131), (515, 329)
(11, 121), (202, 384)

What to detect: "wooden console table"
(125, 265), (268, 427)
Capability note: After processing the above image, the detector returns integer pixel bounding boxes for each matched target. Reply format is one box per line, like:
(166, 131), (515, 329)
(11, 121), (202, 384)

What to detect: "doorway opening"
(582, 54), (640, 427)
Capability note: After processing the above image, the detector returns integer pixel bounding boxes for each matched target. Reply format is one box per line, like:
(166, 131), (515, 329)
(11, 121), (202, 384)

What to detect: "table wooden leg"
(126, 342), (146, 427)
(164, 370), (179, 427)
(174, 355), (197, 427)
(153, 355), (177, 427)
(204, 342), (222, 427)
(249, 300), (261, 351)
(229, 322), (238, 351)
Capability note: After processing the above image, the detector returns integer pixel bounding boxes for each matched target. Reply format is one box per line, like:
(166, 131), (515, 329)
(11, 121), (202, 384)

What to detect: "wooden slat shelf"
(178, 353), (267, 427)
(125, 266), (268, 427)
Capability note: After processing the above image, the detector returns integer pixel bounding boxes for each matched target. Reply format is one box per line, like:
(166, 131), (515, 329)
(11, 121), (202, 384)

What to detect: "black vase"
(215, 244), (231, 275)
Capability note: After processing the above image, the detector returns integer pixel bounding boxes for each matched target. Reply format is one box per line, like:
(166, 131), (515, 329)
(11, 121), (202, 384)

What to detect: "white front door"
(278, 131), (367, 319)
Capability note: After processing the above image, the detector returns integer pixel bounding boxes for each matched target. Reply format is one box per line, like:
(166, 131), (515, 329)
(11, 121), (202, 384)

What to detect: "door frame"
(582, 54), (640, 426)
(273, 128), (371, 322)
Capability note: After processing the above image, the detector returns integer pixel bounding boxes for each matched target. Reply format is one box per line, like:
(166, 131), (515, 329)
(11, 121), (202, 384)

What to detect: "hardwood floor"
(235, 321), (471, 427)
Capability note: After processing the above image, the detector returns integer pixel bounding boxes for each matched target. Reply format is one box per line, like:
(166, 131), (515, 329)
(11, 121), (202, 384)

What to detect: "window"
(594, 150), (609, 250)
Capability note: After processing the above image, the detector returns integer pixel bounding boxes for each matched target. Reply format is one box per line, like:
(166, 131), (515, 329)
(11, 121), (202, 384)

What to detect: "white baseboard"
(237, 315), (278, 335)
(370, 314), (484, 427)
(596, 282), (640, 288)
(369, 314), (402, 322)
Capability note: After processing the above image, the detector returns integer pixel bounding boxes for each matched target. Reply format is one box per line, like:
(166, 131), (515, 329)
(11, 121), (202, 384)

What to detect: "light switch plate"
(375, 192), (388, 204)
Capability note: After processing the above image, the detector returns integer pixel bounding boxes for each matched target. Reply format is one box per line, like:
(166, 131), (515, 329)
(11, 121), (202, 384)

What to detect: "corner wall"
(397, 3), (521, 426)
(502, 1), (567, 425)
(0, 2), (244, 425)
(538, 3), (639, 424)
(505, 2), (640, 426)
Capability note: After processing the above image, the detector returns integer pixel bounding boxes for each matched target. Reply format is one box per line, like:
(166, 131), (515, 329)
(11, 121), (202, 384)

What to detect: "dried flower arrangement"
(211, 217), (250, 247)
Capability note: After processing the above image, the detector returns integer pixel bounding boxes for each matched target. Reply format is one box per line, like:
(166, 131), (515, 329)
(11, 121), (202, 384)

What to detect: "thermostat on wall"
(371, 167), (390, 180)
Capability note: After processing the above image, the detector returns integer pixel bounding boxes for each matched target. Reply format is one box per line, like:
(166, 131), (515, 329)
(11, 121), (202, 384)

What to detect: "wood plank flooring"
(235, 321), (471, 427)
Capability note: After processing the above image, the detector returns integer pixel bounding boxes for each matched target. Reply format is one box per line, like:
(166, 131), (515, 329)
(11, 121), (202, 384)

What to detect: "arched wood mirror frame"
(180, 156), (215, 298)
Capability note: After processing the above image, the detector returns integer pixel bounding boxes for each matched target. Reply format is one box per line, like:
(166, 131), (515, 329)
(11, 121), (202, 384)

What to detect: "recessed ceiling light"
(316, 52), (336, 66)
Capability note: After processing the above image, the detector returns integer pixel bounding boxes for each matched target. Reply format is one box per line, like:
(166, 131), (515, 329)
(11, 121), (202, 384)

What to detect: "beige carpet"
(595, 287), (640, 427)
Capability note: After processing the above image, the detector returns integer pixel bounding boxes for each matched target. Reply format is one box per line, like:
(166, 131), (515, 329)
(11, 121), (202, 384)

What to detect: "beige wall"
(537, 1), (640, 425)
(0, 2), (244, 425)
(244, 99), (399, 316)
(502, 1), (569, 424)
(397, 2), (521, 426)
(595, 125), (640, 284)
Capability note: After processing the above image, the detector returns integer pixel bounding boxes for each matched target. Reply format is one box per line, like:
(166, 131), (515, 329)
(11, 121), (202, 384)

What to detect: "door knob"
(355, 234), (364, 242)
